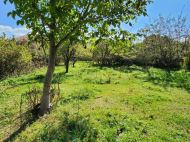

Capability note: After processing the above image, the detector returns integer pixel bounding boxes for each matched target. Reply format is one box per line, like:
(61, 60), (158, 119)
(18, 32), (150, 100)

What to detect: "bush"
(91, 41), (112, 67)
(16, 34), (48, 68)
(184, 56), (190, 70)
(0, 35), (32, 79)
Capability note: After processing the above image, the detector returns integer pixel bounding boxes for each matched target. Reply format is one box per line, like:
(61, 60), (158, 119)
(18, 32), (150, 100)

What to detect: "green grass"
(0, 62), (190, 141)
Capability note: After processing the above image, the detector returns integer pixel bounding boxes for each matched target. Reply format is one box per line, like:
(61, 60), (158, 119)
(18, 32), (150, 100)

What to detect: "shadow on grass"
(96, 64), (146, 73)
(80, 68), (100, 73)
(3, 108), (40, 142)
(34, 112), (98, 141)
(24, 68), (101, 85)
(30, 72), (76, 85)
(15, 72), (68, 86)
(55, 64), (65, 67)
(133, 68), (190, 92)
(145, 72), (190, 92)
(2, 63), (102, 87)
(97, 64), (190, 92)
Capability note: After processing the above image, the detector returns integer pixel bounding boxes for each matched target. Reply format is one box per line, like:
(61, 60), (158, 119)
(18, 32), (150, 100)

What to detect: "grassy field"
(0, 61), (190, 142)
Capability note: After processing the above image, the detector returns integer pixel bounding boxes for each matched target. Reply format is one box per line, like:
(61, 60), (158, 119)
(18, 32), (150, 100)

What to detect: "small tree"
(137, 42), (152, 76)
(91, 41), (112, 68)
(141, 13), (190, 73)
(110, 38), (136, 65)
(75, 43), (93, 62)
(59, 41), (77, 73)
(71, 43), (86, 67)
(5, 0), (152, 115)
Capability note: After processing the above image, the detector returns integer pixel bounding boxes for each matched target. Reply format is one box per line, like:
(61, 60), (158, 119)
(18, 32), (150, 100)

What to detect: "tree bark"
(73, 62), (75, 67)
(73, 60), (77, 67)
(65, 60), (69, 73)
(40, 38), (57, 115)
(65, 45), (71, 73)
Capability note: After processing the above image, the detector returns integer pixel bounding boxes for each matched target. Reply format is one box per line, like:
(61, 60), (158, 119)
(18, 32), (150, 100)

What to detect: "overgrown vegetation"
(0, 33), (49, 80)
(0, 33), (32, 79)
(0, 62), (189, 141)
(1, 1), (190, 141)
(134, 12), (190, 72)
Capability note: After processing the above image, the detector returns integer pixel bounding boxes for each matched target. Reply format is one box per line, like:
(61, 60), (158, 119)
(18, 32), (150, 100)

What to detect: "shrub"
(184, 56), (190, 70)
(91, 41), (112, 67)
(0, 34), (32, 79)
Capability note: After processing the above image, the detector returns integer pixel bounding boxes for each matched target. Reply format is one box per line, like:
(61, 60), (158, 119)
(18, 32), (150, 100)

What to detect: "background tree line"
(1, 11), (190, 79)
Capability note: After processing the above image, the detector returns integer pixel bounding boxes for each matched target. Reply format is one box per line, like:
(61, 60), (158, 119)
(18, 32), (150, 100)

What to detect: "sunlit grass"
(0, 62), (190, 141)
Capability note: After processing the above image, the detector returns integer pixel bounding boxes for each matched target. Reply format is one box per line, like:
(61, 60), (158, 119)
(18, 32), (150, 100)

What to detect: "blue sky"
(0, 0), (190, 38)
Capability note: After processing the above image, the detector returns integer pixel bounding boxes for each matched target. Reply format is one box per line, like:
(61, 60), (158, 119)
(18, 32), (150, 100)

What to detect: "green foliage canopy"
(4, 0), (152, 113)
(4, 0), (152, 48)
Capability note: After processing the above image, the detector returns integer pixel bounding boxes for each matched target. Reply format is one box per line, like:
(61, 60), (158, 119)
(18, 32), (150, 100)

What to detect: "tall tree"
(4, 0), (152, 115)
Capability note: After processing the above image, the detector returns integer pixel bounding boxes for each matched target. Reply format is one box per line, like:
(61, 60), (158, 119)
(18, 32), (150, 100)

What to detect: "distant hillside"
(15, 35), (29, 42)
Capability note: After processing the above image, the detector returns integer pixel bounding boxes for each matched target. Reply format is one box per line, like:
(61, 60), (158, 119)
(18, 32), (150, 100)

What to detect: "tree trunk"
(40, 39), (57, 115)
(73, 60), (77, 67)
(65, 59), (69, 73)
(65, 46), (70, 73)
(73, 62), (75, 67)
(167, 65), (170, 74)
(65, 63), (69, 73)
